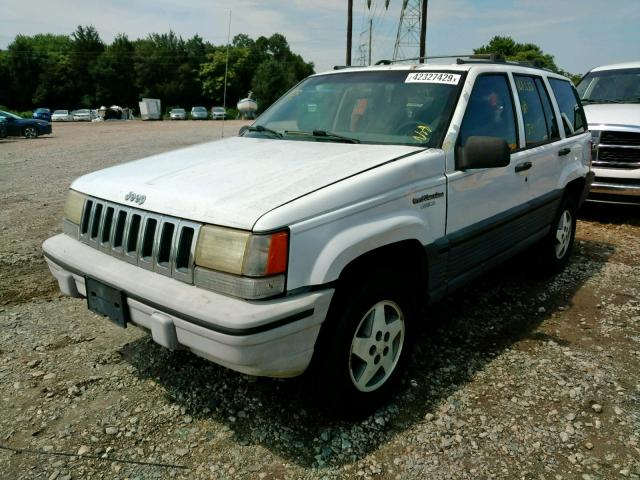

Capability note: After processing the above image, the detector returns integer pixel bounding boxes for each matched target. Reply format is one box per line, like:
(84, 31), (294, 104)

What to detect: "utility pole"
(222, 10), (231, 137)
(419, 0), (427, 62)
(346, 0), (353, 66)
(368, 18), (373, 65)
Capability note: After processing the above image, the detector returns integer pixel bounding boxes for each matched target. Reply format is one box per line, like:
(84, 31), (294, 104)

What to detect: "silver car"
(73, 109), (94, 121)
(191, 106), (209, 120)
(169, 108), (187, 120)
(52, 110), (73, 122)
(211, 106), (227, 120)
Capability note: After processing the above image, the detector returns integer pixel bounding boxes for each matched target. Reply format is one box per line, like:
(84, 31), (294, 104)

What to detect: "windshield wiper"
(246, 124), (282, 138)
(581, 98), (622, 104)
(284, 129), (360, 143)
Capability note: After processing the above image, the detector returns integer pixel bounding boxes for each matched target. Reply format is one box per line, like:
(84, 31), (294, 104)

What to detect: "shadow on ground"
(120, 237), (612, 468)
(579, 201), (639, 225)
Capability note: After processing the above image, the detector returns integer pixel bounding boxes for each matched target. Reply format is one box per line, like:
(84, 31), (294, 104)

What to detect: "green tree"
(474, 36), (559, 72)
(93, 34), (137, 107)
(250, 34), (314, 110)
(200, 46), (250, 106)
(70, 26), (105, 106)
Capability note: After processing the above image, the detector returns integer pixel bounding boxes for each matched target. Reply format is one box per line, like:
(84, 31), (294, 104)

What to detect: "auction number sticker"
(405, 72), (461, 85)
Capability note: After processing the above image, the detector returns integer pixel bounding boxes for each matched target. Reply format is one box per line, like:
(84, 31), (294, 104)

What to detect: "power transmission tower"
(393, 0), (427, 62)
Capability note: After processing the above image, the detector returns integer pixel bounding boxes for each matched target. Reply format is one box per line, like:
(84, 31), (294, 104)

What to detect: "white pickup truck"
(577, 61), (640, 204)
(43, 59), (593, 415)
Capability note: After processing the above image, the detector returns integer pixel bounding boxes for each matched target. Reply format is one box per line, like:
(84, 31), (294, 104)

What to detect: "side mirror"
(456, 136), (510, 170)
(238, 125), (249, 136)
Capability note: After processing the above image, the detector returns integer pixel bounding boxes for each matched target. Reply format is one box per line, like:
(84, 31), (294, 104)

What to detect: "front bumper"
(38, 124), (52, 135)
(42, 234), (334, 377)
(588, 171), (640, 205)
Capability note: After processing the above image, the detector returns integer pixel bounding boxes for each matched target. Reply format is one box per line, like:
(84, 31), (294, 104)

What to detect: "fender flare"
(309, 215), (429, 285)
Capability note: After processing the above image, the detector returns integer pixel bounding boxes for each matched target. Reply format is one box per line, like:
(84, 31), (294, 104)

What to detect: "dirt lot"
(1, 122), (639, 479)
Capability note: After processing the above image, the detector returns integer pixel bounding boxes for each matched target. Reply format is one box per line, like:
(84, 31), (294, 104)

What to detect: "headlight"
(64, 189), (86, 224)
(194, 225), (289, 299)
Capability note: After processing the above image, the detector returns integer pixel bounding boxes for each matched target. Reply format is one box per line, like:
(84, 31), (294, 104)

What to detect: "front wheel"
(23, 126), (38, 139)
(312, 268), (416, 417)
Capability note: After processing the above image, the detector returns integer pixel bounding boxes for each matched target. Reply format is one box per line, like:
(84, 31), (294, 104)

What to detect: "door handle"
(558, 147), (571, 156)
(515, 161), (532, 172)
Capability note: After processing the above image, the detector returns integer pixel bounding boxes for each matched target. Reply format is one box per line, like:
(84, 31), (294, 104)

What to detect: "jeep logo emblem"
(124, 191), (146, 205)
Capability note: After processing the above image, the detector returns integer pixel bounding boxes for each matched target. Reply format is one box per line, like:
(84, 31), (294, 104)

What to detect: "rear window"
(548, 78), (587, 137)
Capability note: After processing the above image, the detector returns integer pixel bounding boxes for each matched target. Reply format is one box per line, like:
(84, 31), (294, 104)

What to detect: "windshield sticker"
(405, 72), (461, 85)
(307, 104), (317, 113)
(412, 124), (432, 142)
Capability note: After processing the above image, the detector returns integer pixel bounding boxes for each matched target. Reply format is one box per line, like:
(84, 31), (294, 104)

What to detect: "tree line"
(0, 26), (315, 113)
(0, 27), (579, 115)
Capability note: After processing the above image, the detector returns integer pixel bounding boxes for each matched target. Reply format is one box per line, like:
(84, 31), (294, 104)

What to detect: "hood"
(583, 103), (640, 128)
(72, 137), (424, 230)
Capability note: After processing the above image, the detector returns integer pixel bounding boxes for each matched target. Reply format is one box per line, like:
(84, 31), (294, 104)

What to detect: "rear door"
(512, 74), (563, 207)
(516, 75), (588, 206)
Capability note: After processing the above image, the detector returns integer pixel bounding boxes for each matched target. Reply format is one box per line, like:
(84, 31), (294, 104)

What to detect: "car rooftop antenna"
(221, 9), (232, 138)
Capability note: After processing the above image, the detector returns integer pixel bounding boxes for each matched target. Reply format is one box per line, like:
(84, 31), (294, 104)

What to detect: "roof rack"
(375, 54), (503, 66)
(375, 53), (553, 72)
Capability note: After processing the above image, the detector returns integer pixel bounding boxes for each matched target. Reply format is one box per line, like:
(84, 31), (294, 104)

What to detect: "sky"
(1, 0), (639, 76)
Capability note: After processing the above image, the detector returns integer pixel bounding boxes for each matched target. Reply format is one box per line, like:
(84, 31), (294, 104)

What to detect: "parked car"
(52, 109), (74, 122)
(191, 106), (209, 120)
(43, 59), (593, 416)
(0, 110), (52, 138)
(73, 109), (94, 121)
(577, 61), (640, 205)
(211, 106), (227, 120)
(32, 108), (52, 122)
(169, 108), (187, 120)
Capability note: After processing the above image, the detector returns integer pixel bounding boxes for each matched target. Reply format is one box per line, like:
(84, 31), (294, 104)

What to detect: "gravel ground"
(1, 122), (639, 479)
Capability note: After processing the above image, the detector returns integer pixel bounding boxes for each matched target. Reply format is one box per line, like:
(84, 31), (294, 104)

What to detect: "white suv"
(577, 61), (640, 204)
(43, 58), (592, 415)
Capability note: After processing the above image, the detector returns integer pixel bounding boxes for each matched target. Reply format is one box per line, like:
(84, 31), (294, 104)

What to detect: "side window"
(514, 75), (549, 146)
(459, 74), (518, 152)
(535, 78), (560, 141)
(548, 78), (587, 137)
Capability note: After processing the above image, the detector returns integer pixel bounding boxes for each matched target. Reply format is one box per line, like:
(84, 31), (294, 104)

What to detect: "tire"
(538, 195), (577, 274)
(312, 267), (416, 418)
(23, 126), (38, 139)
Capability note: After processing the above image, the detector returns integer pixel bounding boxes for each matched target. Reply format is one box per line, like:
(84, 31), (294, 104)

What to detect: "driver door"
(445, 73), (531, 288)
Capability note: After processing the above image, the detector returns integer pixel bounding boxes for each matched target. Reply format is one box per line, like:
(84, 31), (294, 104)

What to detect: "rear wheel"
(23, 126), (38, 139)
(538, 195), (577, 274)
(313, 268), (416, 417)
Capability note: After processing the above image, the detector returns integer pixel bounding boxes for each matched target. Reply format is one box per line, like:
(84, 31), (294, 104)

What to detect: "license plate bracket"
(85, 277), (129, 328)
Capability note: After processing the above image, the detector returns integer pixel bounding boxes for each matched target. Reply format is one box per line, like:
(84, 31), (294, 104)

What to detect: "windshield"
(76, 109), (89, 114)
(577, 68), (640, 104)
(171, 109), (185, 113)
(213, 107), (225, 112)
(54, 110), (68, 114)
(247, 70), (463, 146)
(0, 110), (21, 119)
(193, 107), (206, 112)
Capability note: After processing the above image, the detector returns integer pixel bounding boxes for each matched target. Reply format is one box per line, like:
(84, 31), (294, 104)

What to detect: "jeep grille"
(78, 197), (201, 284)
(593, 131), (640, 169)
